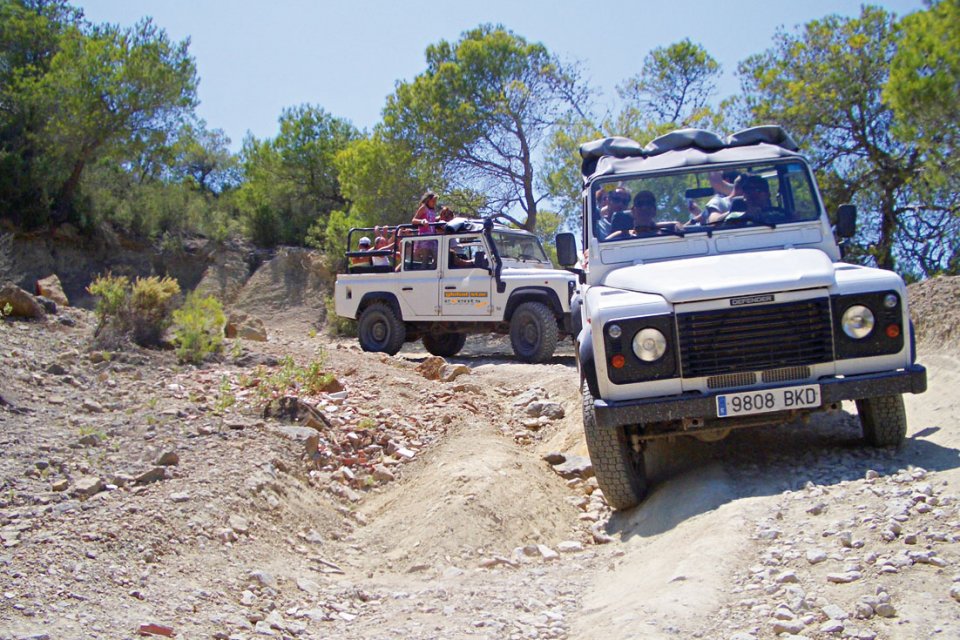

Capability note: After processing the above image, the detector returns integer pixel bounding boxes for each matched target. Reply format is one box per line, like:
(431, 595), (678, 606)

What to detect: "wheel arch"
(577, 328), (600, 399)
(504, 287), (563, 322)
(358, 292), (402, 318)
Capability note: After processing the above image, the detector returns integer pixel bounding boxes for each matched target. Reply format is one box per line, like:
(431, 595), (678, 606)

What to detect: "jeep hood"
(600, 248), (835, 302)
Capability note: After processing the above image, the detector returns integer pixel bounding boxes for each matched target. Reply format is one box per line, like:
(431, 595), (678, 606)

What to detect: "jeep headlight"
(841, 304), (875, 339)
(632, 328), (667, 362)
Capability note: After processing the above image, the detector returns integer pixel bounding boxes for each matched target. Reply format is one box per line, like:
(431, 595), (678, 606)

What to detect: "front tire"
(509, 301), (559, 363)
(857, 394), (907, 447)
(581, 381), (647, 510)
(422, 332), (467, 357)
(357, 302), (406, 355)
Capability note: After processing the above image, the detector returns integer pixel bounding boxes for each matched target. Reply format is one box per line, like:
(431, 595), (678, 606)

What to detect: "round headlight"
(883, 293), (898, 309)
(632, 328), (667, 362)
(841, 304), (875, 339)
(608, 324), (622, 339)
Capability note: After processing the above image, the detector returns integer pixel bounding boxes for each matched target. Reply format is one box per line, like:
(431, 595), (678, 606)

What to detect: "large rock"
(0, 282), (45, 319)
(225, 311), (267, 341)
(36, 274), (69, 306)
(417, 356), (446, 380)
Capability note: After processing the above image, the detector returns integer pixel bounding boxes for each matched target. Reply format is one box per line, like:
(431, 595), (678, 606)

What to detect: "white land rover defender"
(334, 217), (577, 362)
(555, 126), (927, 510)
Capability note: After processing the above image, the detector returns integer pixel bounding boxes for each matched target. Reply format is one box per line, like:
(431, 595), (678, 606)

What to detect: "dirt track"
(1, 309), (957, 640)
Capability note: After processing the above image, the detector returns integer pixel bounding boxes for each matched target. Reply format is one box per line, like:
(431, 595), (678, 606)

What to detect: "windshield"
(492, 231), (551, 264)
(590, 160), (821, 243)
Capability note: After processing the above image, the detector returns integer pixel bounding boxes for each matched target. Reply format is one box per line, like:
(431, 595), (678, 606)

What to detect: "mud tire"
(857, 394), (907, 447)
(357, 302), (406, 356)
(581, 381), (647, 510)
(509, 301), (558, 363)
(422, 332), (467, 358)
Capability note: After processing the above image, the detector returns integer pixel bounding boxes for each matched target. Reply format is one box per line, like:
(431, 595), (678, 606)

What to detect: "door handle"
(402, 287), (413, 291)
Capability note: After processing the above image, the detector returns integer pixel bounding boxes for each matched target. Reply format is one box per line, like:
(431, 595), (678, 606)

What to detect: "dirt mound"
(357, 423), (578, 570)
(908, 275), (960, 350)
(232, 247), (333, 317)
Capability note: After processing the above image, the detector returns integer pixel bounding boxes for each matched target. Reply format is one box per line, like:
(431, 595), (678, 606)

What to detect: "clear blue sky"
(78, 0), (925, 150)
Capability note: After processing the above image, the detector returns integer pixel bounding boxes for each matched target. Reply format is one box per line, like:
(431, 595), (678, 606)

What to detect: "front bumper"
(594, 365), (927, 429)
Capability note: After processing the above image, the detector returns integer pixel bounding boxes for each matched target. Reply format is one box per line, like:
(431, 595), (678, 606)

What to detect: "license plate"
(716, 384), (821, 418)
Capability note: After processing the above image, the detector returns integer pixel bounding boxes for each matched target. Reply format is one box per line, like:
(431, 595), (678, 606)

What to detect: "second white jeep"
(334, 218), (577, 362)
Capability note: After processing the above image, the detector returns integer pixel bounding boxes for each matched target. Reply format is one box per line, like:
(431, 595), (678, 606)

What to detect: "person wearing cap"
(350, 236), (374, 266)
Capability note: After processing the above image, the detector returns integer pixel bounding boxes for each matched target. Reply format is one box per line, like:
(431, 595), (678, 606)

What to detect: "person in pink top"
(412, 191), (439, 234)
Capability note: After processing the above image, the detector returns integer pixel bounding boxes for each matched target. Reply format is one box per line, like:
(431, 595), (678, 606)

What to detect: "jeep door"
(397, 237), (441, 317)
(439, 234), (493, 317)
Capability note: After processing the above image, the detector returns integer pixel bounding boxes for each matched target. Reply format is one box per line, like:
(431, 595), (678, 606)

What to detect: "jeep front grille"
(678, 299), (833, 378)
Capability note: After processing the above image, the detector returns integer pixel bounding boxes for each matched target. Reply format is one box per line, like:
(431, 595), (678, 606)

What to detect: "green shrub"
(88, 273), (183, 348)
(87, 273), (130, 336)
(171, 292), (226, 364)
(130, 276), (181, 346)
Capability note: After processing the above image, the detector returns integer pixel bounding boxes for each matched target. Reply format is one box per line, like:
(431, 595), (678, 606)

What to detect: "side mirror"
(835, 204), (856, 238)
(556, 232), (578, 267)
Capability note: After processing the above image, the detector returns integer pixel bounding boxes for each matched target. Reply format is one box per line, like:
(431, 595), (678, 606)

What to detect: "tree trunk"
(52, 158), (86, 223)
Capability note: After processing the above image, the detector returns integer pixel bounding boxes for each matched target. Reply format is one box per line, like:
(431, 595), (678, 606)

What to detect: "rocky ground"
(1, 276), (958, 640)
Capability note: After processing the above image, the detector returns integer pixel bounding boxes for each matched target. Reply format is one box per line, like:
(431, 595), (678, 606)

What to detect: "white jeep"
(334, 217), (577, 362)
(555, 126), (928, 510)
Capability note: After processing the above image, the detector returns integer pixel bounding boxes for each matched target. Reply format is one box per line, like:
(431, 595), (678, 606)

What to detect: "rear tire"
(357, 302), (406, 355)
(422, 332), (467, 357)
(509, 301), (559, 363)
(857, 394), (907, 447)
(581, 381), (647, 510)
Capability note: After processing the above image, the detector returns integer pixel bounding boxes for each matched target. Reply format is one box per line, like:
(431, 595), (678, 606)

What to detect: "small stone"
(806, 549), (827, 564)
(169, 492), (190, 503)
(552, 455), (593, 480)
(777, 570), (800, 584)
(557, 540), (584, 553)
(771, 619), (804, 635)
(81, 399), (104, 413)
(155, 450), (179, 466)
(296, 577), (320, 595)
(537, 544), (559, 561)
(826, 572), (862, 584)
(821, 620), (845, 633)
(822, 604), (848, 620)
(372, 464), (396, 483)
(248, 570), (276, 589)
(135, 467), (166, 485)
(71, 476), (104, 499)
(874, 602), (896, 618)
(229, 515), (249, 535)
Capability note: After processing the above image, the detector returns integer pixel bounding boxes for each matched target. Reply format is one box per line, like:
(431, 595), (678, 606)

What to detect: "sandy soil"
(1, 288), (957, 640)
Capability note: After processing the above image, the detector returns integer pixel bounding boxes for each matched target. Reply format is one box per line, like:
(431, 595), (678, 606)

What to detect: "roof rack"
(579, 125), (800, 178)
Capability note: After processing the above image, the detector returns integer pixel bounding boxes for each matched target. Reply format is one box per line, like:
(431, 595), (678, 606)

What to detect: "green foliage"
(87, 272), (180, 347)
(885, 0), (960, 149)
(129, 276), (181, 345)
(382, 24), (591, 232)
(737, 6), (958, 277)
(1, 5), (198, 226)
(252, 356), (337, 407)
(238, 105), (358, 247)
(171, 291), (225, 364)
(87, 272), (130, 334)
(617, 39), (721, 126)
